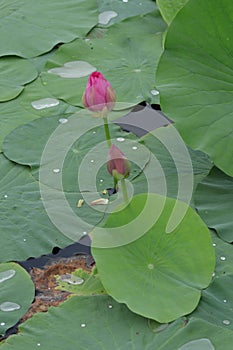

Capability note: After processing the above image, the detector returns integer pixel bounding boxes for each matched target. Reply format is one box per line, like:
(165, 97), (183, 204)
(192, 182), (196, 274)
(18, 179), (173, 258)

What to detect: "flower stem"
(103, 112), (116, 191)
(103, 115), (111, 149)
(114, 177), (118, 192)
(120, 178), (129, 205)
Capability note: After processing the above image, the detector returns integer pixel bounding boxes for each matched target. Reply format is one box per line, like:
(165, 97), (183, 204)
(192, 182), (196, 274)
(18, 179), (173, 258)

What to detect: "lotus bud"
(82, 71), (116, 113)
(107, 144), (130, 181)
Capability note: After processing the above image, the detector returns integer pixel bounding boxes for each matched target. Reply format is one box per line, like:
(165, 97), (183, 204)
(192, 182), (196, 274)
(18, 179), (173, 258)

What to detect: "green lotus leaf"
(0, 57), (37, 102)
(178, 338), (214, 350)
(97, 0), (157, 26)
(0, 0), (98, 58)
(156, 0), (233, 176)
(41, 12), (166, 107)
(157, 0), (189, 24)
(29, 51), (57, 74)
(56, 267), (106, 295)
(209, 230), (233, 278)
(174, 317), (233, 349)
(0, 295), (180, 349)
(139, 126), (213, 203)
(92, 194), (215, 323)
(2, 110), (212, 234)
(0, 262), (34, 336)
(1, 296), (232, 349)
(0, 79), (79, 152)
(0, 156), (113, 261)
(190, 231), (233, 328)
(195, 167), (233, 243)
(195, 167), (233, 242)
(0, 154), (101, 262)
(2, 111), (150, 191)
(192, 275), (233, 330)
(1, 112), (151, 247)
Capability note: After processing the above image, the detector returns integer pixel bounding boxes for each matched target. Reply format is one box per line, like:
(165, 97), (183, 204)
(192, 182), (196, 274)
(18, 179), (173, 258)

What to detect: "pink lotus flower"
(107, 144), (130, 181)
(82, 71), (116, 112)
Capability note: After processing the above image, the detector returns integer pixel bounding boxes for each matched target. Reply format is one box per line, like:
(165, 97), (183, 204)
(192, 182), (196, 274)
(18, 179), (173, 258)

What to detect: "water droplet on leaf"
(220, 256), (226, 261)
(31, 98), (59, 110)
(59, 274), (84, 285)
(150, 89), (159, 96)
(98, 11), (118, 25)
(59, 118), (68, 124)
(53, 168), (60, 174)
(116, 137), (125, 142)
(223, 320), (230, 325)
(0, 270), (16, 283)
(0, 302), (20, 312)
(48, 61), (96, 78)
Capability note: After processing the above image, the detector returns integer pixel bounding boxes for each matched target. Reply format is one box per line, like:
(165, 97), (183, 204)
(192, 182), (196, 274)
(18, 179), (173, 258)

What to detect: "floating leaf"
(208, 231), (233, 279)
(157, 0), (189, 24)
(2, 111), (150, 247)
(92, 194), (215, 323)
(29, 50), (57, 74)
(41, 12), (166, 107)
(0, 57), (37, 102)
(0, 79), (79, 152)
(0, 0), (98, 58)
(156, 0), (233, 176)
(178, 338), (214, 350)
(0, 155), (91, 262)
(1, 296), (232, 349)
(195, 167), (233, 243)
(0, 295), (174, 349)
(0, 262), (34, 336)
(165, 317), (233, 349)
(190, 231), (233, 329)
(97, 0), (158, 26)
(56, 267), (105, 295)
(192, 274), (233, 330)
(139, 126), (213, 203)
(2, 111), (150, 190)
